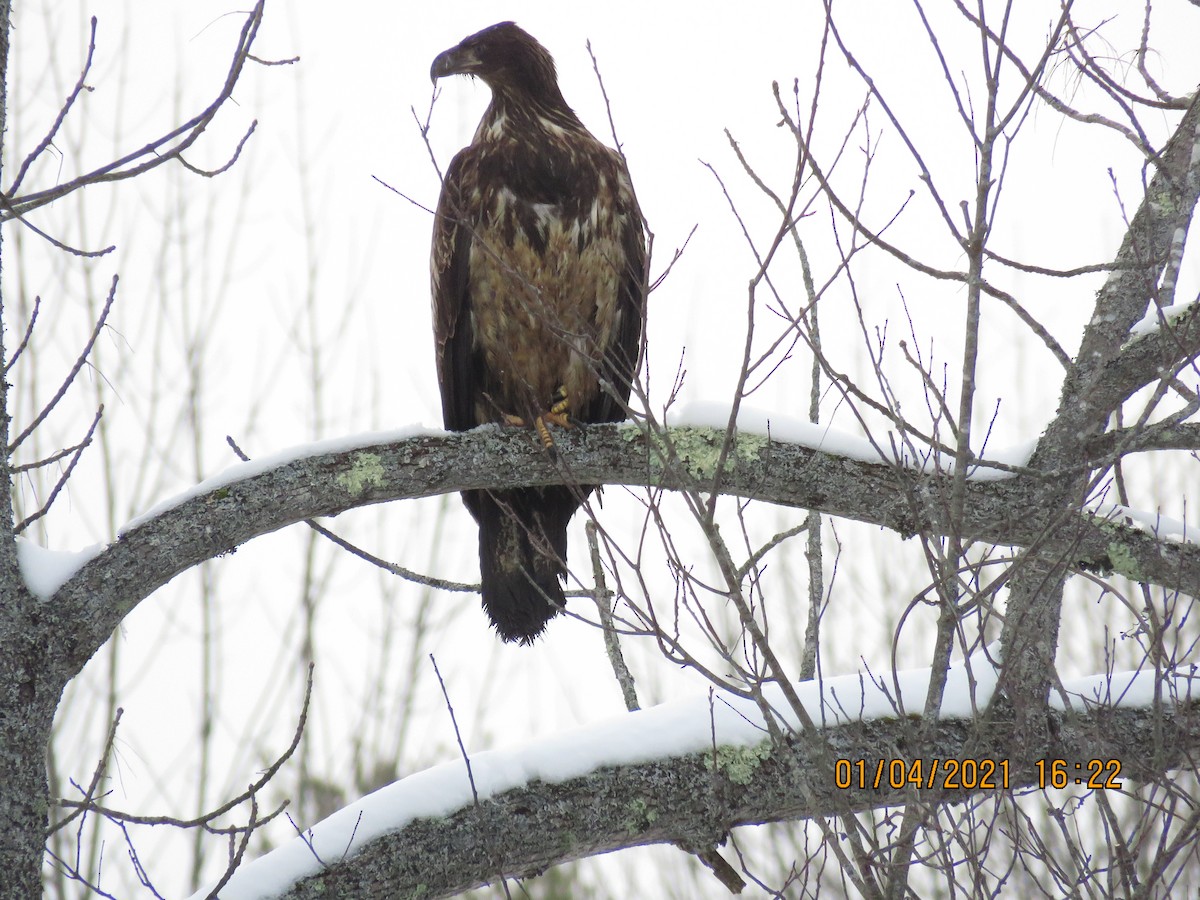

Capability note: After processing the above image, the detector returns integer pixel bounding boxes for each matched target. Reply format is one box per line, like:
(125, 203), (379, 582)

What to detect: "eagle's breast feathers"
(433, 110), (641, 430)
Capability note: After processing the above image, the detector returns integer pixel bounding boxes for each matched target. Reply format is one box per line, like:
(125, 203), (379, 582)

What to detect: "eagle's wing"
(588, 151), (647, 425)
(431, 152), (480, 433)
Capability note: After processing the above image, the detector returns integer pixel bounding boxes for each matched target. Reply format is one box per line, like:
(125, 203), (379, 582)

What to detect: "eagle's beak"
(430, 45), (479, 84)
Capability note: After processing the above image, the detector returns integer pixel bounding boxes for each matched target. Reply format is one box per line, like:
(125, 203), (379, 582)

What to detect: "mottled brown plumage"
(429, 22), (646, 643)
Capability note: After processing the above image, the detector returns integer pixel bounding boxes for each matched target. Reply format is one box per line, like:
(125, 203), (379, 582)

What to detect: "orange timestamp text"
(834, 758), (1010, 791)
(1034, 758), (1123, 790)
(833, 758), (1125, 791)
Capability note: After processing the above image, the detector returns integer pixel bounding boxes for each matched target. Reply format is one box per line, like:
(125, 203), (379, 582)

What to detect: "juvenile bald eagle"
(430, 22), (646, 643)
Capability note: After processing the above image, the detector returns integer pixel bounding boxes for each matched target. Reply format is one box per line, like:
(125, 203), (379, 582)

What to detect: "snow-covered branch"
(199, 656), (1200, 899)
(37, 419), (1200, 686)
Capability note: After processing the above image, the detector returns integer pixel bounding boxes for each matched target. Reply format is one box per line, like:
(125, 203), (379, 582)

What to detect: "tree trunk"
(0, 593), (57, 897)
(0, 2), (50, 895)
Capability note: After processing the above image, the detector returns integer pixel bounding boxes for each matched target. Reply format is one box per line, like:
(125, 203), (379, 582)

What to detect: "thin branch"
(431, 655), (515, 899)
(177, 119), (258, 178)
(9, 275), (117, 452)
(247, 52), (301, 67)
(0, 192), (115, 257)
(1086, 421), (1200, 459)
(372, 174), (436, 216)
(54, 664), (313, 829)
(412, 90), (445, 182)
(8, 16), (98, 195)
(11, 441), (90, 474)
(430, 655), (479, 806)
(15, 405), (103, 533)
(586, 520), (640, 712)
(46, 706), (123, 837)
(981, 247), (1153, 278)
(5, 295), (41, 374)
(2, 1), (275, 221)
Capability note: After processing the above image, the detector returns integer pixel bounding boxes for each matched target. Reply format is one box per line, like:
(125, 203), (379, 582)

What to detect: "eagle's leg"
(524, 386), (586, 458)
(538, 385), (588, 452)
(534, 415), (557, 455)
(545, 385), (586, 432)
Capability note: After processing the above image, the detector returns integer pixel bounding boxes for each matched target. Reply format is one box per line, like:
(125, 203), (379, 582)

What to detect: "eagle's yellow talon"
(534, 415), (558, 459)
(549, 386), (570, 417)
(535, 388), (575, 457)
(544, 386), (580, 432)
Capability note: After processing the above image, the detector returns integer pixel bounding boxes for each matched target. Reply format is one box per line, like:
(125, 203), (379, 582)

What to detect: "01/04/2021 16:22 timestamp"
(834, 758), (1124, 791)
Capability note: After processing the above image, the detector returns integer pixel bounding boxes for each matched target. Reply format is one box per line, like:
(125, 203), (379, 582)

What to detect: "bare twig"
(371, 174), (437, 216)
(54, 664), (313, 829)
(412, 91), (444, 182)
(15, 405), (103, 533)
(430, 655), (478, 805)
(8, 17), (98, 195)
(0, 193), (115, 257)
(586, 520), (639, 711)
(47, 706), (123, 837)
(9, 275), (117, 452)
(3, 1), (276, 221)
(5, 294), (41, 374)
(431, 655), (515, 899)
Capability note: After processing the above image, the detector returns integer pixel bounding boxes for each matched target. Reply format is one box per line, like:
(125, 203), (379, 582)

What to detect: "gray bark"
(0, 628), (56, 900)
(0, 2), (57, 897)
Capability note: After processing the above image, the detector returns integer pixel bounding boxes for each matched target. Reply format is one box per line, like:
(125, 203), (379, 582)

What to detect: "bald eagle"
(429, 22), (647, 643)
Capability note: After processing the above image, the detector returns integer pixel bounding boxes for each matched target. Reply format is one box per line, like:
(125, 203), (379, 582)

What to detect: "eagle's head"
(430, 22), (561, 103)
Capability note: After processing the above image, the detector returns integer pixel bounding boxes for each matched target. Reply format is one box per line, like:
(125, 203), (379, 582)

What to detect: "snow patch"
(15, 537), (103, 598)
(1126, 295), (1199, 341)
(1089, 501), (1194, 545)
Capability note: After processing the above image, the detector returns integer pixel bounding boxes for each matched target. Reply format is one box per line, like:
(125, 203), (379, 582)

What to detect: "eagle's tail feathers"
(470, 488), (579, 644)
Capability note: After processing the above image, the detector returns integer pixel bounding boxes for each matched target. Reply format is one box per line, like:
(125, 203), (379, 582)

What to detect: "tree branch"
(0, 1), (275, 221)
(47, 424), (1200, 684)
(1031, 90), (1200, 469)
(268, 700), (1200, 899)
(1105, 301), (1200, 411)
